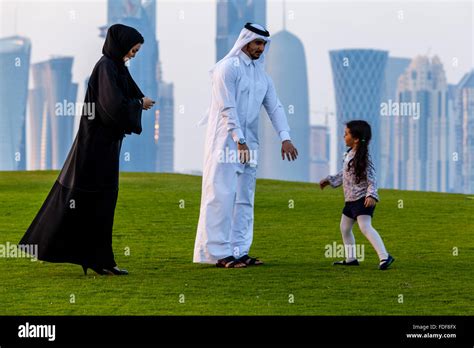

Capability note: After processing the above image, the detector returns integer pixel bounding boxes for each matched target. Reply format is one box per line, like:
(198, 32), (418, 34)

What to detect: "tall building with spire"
(216, 0), (266, 62)
(0, 36), (31, 170)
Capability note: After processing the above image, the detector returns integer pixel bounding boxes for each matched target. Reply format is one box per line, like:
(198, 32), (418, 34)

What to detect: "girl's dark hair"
(346, 120), (374, 183)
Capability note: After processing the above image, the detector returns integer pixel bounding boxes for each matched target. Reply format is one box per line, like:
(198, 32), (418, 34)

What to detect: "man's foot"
(216, 256), (247, 268)
(333, 259), (360, 266)
(238, 255), (264, 266)
(379, 255), (395, 270)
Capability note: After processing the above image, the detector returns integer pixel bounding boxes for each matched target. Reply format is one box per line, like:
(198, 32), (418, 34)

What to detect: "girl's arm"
(325, 170), (343, 188)
(366, 164), (379, 201)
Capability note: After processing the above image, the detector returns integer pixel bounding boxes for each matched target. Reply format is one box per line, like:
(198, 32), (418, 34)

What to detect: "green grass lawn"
(0, 171), (472, 315)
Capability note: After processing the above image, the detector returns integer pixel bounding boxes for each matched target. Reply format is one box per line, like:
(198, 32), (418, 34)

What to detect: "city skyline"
(0, 0), (472, 193)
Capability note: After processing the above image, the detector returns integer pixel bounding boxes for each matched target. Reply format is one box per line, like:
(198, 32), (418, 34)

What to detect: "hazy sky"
(1, 0), (472, 173)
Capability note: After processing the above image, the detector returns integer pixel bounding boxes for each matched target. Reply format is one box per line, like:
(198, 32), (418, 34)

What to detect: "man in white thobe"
(194, 23), (299, 268)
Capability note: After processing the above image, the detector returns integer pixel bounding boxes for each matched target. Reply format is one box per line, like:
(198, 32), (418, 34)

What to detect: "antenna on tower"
(14, 5), (18, 35)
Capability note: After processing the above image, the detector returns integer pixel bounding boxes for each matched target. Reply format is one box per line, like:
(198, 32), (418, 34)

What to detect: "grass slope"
(0, 171), (472, 315)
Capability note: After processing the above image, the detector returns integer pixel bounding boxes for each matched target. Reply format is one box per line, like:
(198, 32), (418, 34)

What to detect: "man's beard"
(250, 53), (262, 60)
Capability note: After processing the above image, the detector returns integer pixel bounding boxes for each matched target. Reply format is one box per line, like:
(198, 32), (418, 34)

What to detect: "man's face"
(244, 39), (267, 60)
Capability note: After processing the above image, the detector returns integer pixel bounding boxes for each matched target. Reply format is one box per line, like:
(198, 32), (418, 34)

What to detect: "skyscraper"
(27, 57), (78, 170)
(329, 49), (388, 172)
(394, 56), (449, 192)
(380, 57), (411, 188)
(102, 0), (160, 172)
(154, 37), (174, 173)
(0, 36), (31, 170)
(447, 83), (460, 193)
(456, 70), (474, 194)
(216, 0), (266, 62)
(156, 74), (174, 172)
(259, 29), (310, 182)
(27, 77), (48, 170)
(309, 125), (330, 183)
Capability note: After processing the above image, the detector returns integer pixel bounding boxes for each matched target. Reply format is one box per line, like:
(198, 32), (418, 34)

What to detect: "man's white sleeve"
(262, 75), (291, 142)
(213, 62), (243, 142)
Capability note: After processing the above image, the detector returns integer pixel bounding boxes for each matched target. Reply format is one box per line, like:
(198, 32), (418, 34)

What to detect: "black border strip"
(0, 316), (472, 345)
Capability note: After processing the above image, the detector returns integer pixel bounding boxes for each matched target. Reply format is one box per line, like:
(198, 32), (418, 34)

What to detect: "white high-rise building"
(447, 84), (459, 193)
(394, 55), (449, 192)
(380, 57), (411, 188)
(309, 125), (330, 183)
(457, 70), (474, 194)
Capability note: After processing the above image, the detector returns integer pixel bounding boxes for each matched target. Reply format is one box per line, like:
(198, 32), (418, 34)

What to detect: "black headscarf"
(102, 24), (145, 98)
(103, 24), (144, 65)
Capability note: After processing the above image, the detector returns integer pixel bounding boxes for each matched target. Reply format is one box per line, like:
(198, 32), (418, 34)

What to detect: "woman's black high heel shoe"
(82, 265), (109, 275)
(103, 266), (129, 275)
(82, 265), (128, 276)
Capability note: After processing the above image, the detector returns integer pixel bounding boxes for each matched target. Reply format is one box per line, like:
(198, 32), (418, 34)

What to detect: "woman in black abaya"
(19, 24), (155, 276)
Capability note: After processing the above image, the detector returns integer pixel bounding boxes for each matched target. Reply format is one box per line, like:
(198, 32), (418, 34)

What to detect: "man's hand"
(281, 140), (298, 161)
(237, 143), (250, 164)
(364, 196), (377, 207)
(319, 179), (330, 190)
(142, 97), (156, 110)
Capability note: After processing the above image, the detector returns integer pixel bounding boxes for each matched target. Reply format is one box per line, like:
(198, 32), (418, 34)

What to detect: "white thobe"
(194, 51), (291, 263)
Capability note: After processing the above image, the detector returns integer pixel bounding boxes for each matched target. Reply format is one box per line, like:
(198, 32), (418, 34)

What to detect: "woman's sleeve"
(93, 61), (143, 134)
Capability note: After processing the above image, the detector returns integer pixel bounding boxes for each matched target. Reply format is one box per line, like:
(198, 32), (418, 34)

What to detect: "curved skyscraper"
(258, 30), (310, 182)
(329, 49), (388, 172)
(28, 57), (78, 170)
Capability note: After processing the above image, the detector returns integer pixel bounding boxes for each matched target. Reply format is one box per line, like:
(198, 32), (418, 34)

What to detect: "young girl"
(320, 120), (394, 270)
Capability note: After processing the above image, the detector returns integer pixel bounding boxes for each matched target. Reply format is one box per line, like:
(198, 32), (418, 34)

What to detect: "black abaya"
(19, 24), (145, 269)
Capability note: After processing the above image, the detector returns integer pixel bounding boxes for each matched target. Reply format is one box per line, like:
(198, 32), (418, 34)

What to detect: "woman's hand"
(142, 97), (155, 110)
(364, 196), (377, 207)
(319, 179), (330, 190)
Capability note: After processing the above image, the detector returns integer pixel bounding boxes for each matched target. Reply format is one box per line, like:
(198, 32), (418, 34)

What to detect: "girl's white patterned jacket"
(325, 148), (379, 203)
